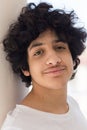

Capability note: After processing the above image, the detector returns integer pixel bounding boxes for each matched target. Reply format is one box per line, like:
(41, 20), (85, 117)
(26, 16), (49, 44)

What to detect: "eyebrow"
(29, 39), (63, 50)
(29, 43), (43, 50)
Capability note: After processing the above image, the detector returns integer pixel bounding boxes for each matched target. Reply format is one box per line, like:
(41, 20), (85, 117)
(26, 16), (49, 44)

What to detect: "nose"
(46, 51), (62, 66)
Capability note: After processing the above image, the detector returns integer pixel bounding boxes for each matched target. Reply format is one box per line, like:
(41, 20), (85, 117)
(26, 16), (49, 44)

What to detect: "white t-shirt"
(1, 96), (87, 130)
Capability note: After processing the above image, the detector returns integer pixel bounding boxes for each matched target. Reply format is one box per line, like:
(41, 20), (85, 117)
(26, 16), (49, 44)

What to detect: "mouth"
(43, 66), (66, 77)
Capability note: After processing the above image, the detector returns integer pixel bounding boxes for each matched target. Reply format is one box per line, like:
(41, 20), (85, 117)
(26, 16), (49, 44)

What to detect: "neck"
(22, 86), (68, 114)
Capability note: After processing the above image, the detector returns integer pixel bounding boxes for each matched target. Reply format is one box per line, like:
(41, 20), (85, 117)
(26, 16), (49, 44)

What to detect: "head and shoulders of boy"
(3, 2), (87, 114)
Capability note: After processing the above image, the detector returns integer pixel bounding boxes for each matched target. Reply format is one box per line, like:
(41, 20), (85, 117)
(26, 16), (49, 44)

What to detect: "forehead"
(28, 29), (69, 51)
(29, 29), (58, 46)
(38, 29), (57, 38)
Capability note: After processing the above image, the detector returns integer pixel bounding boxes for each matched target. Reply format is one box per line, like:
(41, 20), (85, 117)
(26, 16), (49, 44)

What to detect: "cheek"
(68, 57), (74, 76)
(28, 59), (41, 75)
(63, 52), (73, 73)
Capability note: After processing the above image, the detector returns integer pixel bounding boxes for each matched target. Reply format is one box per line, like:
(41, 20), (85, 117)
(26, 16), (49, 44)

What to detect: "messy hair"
(3, 2), (87, 87)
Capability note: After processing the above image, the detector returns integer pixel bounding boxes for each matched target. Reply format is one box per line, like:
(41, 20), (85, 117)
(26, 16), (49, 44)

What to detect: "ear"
(22, 70), (30, 76)
(73, 61), (76, 70)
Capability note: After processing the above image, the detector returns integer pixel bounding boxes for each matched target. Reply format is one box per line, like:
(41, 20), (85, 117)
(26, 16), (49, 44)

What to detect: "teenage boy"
(1, 2), (87, 130)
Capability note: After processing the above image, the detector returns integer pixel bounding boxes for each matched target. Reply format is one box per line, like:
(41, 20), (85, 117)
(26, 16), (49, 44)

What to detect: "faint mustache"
(43, 66), (66, 74)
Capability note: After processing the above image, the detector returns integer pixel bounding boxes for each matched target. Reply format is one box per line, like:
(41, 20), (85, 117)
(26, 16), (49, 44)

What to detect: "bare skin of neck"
(21, 86), (69, 114)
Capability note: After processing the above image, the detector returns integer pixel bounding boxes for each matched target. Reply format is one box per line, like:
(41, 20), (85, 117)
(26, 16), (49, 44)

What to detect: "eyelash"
(33, 46), (66, 56)
(34, 50), (43, 56)
(55, 46), (66, 50)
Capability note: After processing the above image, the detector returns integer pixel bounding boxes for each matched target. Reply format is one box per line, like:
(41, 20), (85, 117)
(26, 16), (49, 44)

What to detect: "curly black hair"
(3, 2), (87, 87)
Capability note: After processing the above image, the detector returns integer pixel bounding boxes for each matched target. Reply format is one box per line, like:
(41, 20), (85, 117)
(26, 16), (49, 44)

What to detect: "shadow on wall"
(0, 43), (29, 127)
(0, 0), (28, 128)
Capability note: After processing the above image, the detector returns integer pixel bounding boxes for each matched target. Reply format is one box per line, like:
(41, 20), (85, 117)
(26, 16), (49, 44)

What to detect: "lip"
(43, 67), (66, 77)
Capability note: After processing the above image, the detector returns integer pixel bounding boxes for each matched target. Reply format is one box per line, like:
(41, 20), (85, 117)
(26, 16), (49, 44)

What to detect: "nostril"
(46, 57), (62, 65)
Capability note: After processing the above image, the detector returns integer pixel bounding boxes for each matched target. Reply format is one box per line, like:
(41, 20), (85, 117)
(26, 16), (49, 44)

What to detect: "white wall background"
(0, 0), (28, 128)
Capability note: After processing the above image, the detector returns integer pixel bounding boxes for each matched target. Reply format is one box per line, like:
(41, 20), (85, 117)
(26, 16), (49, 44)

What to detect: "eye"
(56, 46), (66, 50)
(34, 50), (43, 56)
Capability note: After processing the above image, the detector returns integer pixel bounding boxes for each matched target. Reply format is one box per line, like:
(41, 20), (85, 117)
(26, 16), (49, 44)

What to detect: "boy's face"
(24, 29), (74, 90)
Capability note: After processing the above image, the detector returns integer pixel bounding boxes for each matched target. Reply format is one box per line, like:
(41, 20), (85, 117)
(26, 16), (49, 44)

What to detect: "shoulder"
(1, 105), (30, 130)
(67, 96), (79, 107)
(67, 96), (82, 114)
(1, 111), (18, 130)
(67, 96), (87, 120)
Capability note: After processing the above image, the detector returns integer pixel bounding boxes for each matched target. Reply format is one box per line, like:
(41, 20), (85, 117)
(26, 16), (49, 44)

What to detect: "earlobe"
(22, 70), (30, 76)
